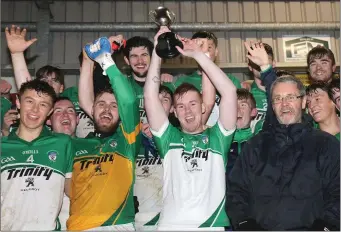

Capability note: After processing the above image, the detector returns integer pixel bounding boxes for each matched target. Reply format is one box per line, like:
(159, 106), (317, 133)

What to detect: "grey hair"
(270, 75), (306, 99)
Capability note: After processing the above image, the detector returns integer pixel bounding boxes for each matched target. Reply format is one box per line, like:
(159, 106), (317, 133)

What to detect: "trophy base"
(156, 32), (183, 59)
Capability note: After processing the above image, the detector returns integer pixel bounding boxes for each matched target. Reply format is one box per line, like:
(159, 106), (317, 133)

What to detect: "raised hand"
(160, 73), (174, 83)
(0, 80), (12, 94)
(5, 25), (37, 54)
(244, 41), (269, 68)
(108, 34), (125, 50)
(153, 26), (171, 47)
(175, 37), (204, 58)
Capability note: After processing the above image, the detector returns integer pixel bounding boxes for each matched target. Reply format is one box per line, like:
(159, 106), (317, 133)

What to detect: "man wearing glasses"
(226, 42), (340, 231)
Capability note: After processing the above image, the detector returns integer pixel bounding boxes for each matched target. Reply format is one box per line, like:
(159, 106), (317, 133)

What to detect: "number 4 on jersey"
(26, 155), (34, 163)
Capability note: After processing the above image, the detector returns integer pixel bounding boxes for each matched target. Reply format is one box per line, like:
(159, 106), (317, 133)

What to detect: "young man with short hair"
(225, 88), (261, 176)
(173, 31), (241, 127)
(1, 79), (74, 231)
(5, 25), (94, 138)
(307, 45), (336, 84)
(306, 82), (340, 140)
(47, 96), (79, 230)
(144, 27), (237, 230)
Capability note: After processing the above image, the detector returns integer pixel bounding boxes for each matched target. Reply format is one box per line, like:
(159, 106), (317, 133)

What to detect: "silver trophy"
(149, 6), (183, 59)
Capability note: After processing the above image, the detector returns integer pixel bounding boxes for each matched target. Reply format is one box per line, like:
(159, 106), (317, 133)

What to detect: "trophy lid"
(150, 6), (175, 27)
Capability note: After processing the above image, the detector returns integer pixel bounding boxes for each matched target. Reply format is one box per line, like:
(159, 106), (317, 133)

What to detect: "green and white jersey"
(134, 152), (163, 230)
(1, 127), (74, 231)
(174, 71), (241, 127)
(61, 87), (94, 138)
(250, 82), (267, 131)
(151, 120), (235, 230)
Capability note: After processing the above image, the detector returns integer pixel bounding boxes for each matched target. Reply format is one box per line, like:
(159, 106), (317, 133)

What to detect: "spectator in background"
(227, 41), (340, 231)
(306, 82), (340, 140)
(225, 88), (261, 177)
(307, 45), (336, 84)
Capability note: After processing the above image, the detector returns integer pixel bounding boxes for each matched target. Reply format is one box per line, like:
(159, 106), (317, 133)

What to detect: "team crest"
(109, 140), (117, 148)
(47, 150), (58, 162)
(202, 135), (209, 144)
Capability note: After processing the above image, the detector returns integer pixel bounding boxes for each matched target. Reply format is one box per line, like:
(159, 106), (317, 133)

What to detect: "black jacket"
(226, 67), (340, 230)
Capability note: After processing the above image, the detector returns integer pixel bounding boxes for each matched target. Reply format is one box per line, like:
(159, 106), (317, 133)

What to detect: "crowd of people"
(1, 24), (340, 231)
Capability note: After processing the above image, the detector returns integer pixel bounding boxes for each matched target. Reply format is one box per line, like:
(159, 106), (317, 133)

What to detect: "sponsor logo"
(1, 156), (15, 164)
(79, 153), (115, 171)
(182, 149), (209, 172)
(142, 166), (149, 174)
(75, 150), (88, 156)
(22, 150), (39, 155)
(136, 156), (162, 167)
(6, 166), (53, 180)
(47, 150), (58, 162)
(25, 177), (34, 187)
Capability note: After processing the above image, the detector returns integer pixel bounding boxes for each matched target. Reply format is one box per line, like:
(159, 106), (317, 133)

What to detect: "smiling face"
(307, 88), (336, 123)
(124, 46), (151, 79)
(272, 82), (306, 125)
(174, 90), (204, 134)
(16, 89), (53, 130)
(236, 98), (257, 129)
(50, 99), (78, 136)
(308, 55), (336, 83)
(92, 92), (119, 133)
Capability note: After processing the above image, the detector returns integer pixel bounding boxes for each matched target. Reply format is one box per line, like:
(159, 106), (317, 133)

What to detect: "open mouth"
(99, 113), (113, 123)
(185, 116), (195, 123)
(27, 114), (39, 121)
(61, 119), (71, 126)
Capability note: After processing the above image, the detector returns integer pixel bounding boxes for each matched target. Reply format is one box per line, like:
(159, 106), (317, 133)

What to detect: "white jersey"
(151, 121), (235, 230)
(1, 129), (74, 231)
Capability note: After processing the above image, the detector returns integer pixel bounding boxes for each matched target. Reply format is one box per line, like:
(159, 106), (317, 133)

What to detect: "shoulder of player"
(61, 86), (78, 97)
(49, 132), (73, 142)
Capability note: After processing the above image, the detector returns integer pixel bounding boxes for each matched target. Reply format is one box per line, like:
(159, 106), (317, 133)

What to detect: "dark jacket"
(226, 67), (340, 230)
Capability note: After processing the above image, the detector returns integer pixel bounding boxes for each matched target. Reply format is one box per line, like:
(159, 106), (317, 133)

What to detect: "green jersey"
(1, 127), (74, 231)
(67, 65), (140, 231)
(250, 82), (267, 131)
(174, 71), (241, 127)
(1, 97), (12, 128)
(151, 121), (235, 229)
(61, 87), (94, 138)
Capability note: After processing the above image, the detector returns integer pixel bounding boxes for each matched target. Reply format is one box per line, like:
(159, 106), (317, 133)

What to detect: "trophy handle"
(169, 11), (176, 23)
(149, 10), (159, 25)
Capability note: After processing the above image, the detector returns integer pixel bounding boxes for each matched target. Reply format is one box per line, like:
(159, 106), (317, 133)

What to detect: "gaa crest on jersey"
(47, 150), (58, 162)
(201, 135), (209, 144)
(109, 140), (117, 148)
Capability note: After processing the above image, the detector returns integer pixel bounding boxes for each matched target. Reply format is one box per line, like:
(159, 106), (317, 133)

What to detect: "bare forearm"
(11, 53), (31, 89)
(196, 53), (235, 96)
(78, 59), (95, 118)
(201, 71), (215, 124)
(144, 50), (168, 131)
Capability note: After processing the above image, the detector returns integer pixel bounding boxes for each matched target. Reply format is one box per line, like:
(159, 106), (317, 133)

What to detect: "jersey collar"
(8, 126), (52, 144)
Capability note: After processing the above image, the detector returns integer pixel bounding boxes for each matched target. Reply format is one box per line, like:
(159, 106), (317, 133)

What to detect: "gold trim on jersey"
(121, 123), (140, 145)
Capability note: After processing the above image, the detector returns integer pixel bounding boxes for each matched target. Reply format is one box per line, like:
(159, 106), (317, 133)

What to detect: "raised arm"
(176, 39), (237, 130)
(244, 41), (277, 130)
(5, 25), (37, 89)
(144, 27), (170, 132)
(85, 37), (140, 144)
(78, 49), (95, 118)
(201, 70), (216, 125)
